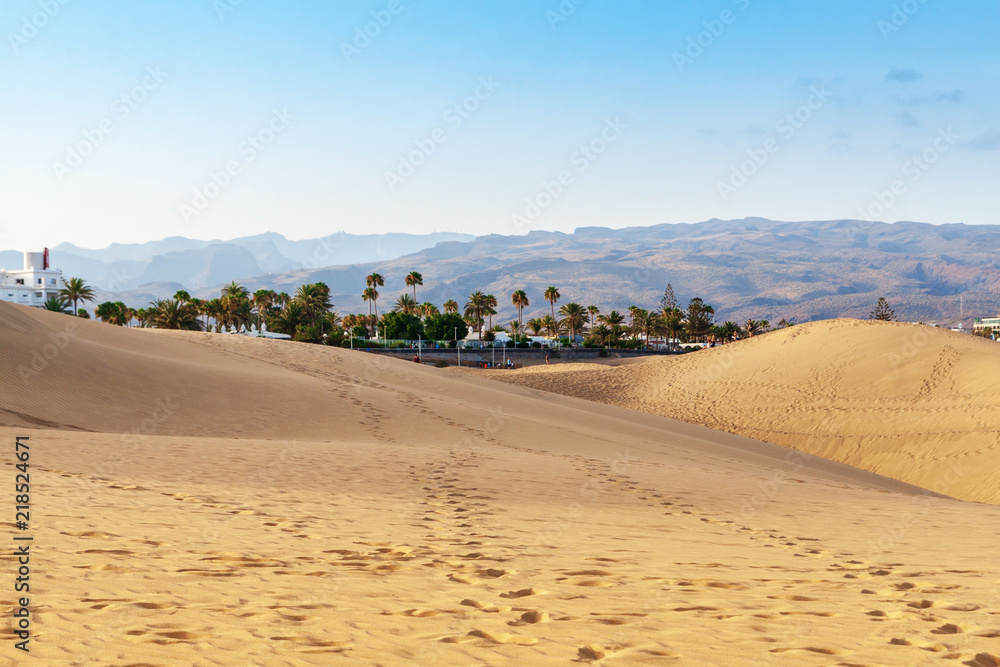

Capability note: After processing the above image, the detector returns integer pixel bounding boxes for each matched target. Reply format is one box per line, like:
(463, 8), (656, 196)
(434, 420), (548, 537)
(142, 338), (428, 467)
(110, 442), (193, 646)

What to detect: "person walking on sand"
(413, 354), (420, 363)
(545, 354), (550, 365)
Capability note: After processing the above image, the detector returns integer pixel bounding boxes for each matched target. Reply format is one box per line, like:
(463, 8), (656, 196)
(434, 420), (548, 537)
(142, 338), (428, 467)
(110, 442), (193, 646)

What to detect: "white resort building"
(973, 316), (1000, 338)
(0, 250), (63, 308)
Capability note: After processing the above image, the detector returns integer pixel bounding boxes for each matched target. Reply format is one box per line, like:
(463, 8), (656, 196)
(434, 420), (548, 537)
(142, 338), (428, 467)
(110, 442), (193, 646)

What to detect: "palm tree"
(295, 283), (331, 317)
(203, 298), (223, 331)
(508, 320), (521, 338)
(443, 299), (458, 314)
(173, 290), (191, 303)
(405, 271), (423, 302)
(58, 277), (95, 316)
(96, 301), (127, 325)
(717, 321), (739, 342)
(295, 283), (332, 336)
(464, 291), (490, 341)
(394, 293), (417, 314)
(216, 282), (250, 330)
(630, 308), (665, 349)
(362, 287), (378, 335)
(419, 302), (439, 317)
(44, 296), (70, 313)
(541, 314), (561, 339)
(662, 307), (685, 350)
(627, 305), (643, 326)
(365, 273), (385, 323)
(598, 310), (625, 327)
(525, 318), (544, 336)
(230, 295), (254, 330)
(485, 294), (498, 330)
(271, 301), (309, 336)
(252, 289), (276, 331)
(611, 323), (629, 347)
(147, 299), (203, 330)
(744, 318), (764, 337)
(544, 286), (560, 323)
(598, 310), (626, 347)
(590, 324), (611, 346)
(559, 302), (586, 343)
(324, 310), (342, 331)
(187, 298), (203, 328)
(221, 281), (248, 300)
(511, 290), (529, 327)
(587, 305), (600, 330)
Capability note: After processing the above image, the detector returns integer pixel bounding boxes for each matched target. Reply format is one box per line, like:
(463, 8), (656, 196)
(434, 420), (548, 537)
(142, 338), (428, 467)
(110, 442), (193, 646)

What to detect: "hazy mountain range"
(228, 218), (1000, 326)
(0, 231), (473, 292)
(8, 219), (1000, 326)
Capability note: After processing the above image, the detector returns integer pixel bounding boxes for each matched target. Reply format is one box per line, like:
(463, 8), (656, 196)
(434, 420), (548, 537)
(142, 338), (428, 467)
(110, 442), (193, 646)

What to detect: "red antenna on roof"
(44, 248), (49, 270)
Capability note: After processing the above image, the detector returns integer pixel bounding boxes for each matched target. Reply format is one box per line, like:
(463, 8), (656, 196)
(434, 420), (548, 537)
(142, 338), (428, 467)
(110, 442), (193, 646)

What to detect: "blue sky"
(1, 0), (998, 250)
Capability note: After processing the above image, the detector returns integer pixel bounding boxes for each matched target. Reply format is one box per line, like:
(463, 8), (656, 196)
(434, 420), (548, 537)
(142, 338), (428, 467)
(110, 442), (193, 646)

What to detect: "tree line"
(42, 275), (917, 348)
(77, 273), (805, 349)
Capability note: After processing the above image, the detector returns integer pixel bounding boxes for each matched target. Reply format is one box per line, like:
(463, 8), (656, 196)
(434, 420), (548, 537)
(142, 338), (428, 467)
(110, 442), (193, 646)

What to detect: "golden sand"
(492, 319), (1000, 504)
(1, 303), (999, 665)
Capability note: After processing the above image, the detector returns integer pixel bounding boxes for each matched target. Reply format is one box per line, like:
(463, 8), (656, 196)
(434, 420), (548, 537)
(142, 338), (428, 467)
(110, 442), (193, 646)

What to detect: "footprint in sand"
(382, 608), (442, 618)
(513, 610), (550, 624)
(577, 645), (615, 661)
(464, 629), (538, 645)
(501, 587), (546, 599)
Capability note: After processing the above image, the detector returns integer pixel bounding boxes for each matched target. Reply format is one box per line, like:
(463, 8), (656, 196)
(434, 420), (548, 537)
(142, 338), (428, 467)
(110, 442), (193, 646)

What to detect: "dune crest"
(495, 318), (1000, 503)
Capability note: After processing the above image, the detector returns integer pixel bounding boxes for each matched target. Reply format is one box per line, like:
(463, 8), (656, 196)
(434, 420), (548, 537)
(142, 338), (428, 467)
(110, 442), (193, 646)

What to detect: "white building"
(974, 316), (1000, 338)
(0, 250), (63, 308)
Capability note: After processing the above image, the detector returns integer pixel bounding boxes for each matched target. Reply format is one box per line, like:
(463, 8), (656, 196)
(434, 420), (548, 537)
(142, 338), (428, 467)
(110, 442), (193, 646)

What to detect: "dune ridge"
(492, 319), (1000, 504)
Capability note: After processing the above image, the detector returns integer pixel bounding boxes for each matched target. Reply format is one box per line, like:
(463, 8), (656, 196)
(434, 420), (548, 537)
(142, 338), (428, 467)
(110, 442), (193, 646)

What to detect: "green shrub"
(380, 312), (424, 340)
(598, 348), (608, 357)
(425, 313), (468, 341)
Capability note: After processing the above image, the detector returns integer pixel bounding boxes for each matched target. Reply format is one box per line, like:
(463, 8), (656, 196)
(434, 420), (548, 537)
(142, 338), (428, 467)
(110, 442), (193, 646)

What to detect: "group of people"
(477, 360), (514, 369)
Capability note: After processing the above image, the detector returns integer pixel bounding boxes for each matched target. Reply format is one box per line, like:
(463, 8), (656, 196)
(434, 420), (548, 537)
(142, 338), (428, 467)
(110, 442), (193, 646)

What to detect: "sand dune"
(2, 302), (1000, 665)
(492, 319), (1000, 505)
